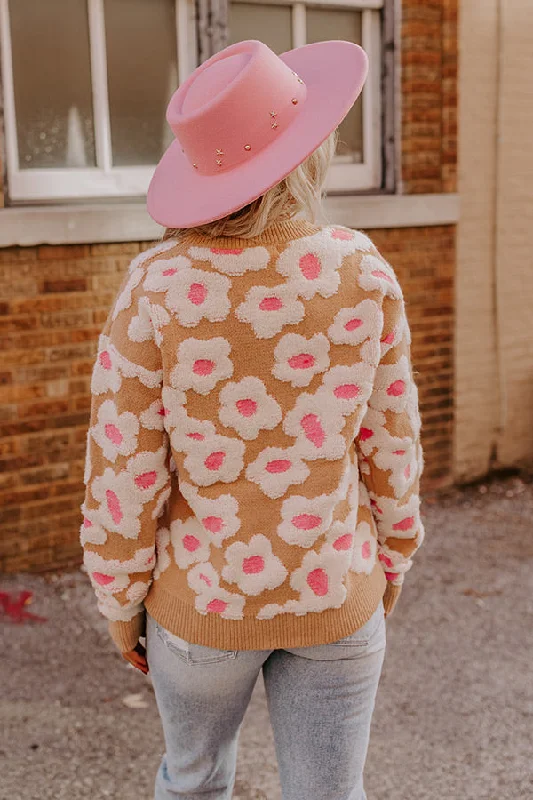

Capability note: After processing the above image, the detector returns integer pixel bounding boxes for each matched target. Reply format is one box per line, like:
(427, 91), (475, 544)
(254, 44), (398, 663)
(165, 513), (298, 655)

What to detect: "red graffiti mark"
(0, 591), (47, 624)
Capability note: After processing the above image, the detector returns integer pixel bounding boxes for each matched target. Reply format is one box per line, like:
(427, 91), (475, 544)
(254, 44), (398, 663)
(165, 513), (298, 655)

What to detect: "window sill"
(0, 194), (459, 248)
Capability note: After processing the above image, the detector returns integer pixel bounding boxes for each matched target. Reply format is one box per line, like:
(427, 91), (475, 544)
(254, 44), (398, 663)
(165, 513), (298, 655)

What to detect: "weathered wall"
(455, 0), (533, 480)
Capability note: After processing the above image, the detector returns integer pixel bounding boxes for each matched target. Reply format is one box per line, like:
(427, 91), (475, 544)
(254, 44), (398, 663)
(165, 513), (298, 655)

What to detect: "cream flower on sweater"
(283, 389), (346, 461)
(90, 399), (140, 462)
(327, 299), (383, 346)
(246, 446), (310, 499)
(171, 516), (211, 569)
(219, 377), (282, 440)
(273, 332), (330, 388)
(171, 337), (233, 395)
(277, 492), (336, 548)
(222, 535), (288, 596)
(180, 481), (241, 546)
(165, 266), (231, 327)
(235, 284), (304, 338)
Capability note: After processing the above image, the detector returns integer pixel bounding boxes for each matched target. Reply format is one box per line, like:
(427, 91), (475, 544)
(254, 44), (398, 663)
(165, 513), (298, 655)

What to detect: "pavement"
(1, 475), (532, 800)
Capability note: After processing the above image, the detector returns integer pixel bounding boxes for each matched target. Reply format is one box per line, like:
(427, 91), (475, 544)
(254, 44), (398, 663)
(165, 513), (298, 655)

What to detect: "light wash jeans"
(146, 602), (386, 800)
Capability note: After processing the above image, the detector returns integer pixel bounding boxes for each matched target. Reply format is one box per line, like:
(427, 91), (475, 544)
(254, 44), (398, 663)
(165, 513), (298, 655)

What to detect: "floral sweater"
(81, 220), (424, 653)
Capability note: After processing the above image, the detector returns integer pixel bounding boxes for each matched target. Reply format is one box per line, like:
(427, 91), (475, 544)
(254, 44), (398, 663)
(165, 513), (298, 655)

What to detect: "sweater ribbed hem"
(108, 613), (145, 653)
(383, 583), (402, 617)
(144, 564), (387, 651)
(180, 220), (320, 250)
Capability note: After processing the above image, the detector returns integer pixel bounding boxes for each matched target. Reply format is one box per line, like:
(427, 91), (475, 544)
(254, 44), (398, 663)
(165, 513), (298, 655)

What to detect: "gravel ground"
(1, 476), (532, 800)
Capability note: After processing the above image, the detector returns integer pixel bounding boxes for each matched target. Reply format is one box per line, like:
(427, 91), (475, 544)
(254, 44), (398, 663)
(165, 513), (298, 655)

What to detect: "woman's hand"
(122, 642), (149, 675)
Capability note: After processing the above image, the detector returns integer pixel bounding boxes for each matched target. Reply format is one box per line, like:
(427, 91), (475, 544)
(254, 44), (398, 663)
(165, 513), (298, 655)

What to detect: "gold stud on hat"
(244, 145), (251, 151)
(291, 98), (298, 105)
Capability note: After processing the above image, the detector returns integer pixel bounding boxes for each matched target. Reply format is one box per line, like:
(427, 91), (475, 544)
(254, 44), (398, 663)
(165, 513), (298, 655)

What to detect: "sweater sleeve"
(81, 268), (171, 652)
(355, 279), (425, 617)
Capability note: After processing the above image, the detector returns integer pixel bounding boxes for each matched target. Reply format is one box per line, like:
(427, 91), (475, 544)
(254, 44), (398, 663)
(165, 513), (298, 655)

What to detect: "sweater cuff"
(383, 583), (402, 617)
(108, 611), (145, 653)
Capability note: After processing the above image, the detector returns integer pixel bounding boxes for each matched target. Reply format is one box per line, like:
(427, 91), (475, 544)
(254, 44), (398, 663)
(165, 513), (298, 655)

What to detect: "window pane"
(104, 0), (178, 166)
(229, 4), (292, 54)
(306, 9), (363, 162)
(9, 0), (96, 170)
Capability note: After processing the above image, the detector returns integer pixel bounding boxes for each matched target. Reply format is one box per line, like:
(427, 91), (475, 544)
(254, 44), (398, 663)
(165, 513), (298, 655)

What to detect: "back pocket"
(156, 623), (238, 665)
(331, 602), (385, 648)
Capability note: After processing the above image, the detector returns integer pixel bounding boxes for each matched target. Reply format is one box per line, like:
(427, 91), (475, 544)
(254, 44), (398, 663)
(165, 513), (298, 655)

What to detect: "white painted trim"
(0, 195), (460, 248)
(88, 0), (113, 172)
(231, 0), (383, 7)
(292, 4), (306, 48)
(0, 0), (20, 182)
(323, 193), (459, 229)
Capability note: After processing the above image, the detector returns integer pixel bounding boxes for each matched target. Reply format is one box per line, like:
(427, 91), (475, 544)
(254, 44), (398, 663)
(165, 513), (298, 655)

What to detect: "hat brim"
(147, 41), (368, 229)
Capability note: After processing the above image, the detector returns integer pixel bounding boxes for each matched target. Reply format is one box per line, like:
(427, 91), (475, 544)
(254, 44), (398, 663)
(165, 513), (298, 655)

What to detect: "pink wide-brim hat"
(147, 39), (368, 229)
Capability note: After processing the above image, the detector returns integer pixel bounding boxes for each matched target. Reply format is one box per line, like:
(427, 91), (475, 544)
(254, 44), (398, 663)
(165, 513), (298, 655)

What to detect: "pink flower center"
(333, 533), (353, 551)
(393, 449), (406, 456)
(379, 554), (394, 569)
(199, 573), (212, 587)
(300, 413), (325, 448)
(187, 432), (205, 441)
(344, 318), (363, 332)
(236, 398), (257, 417)
(183, 534), (200, 552)
(104, 423), (123, 445)
(83, 517), (92, 528)
(92, 572), (114, 586)
(306, 568), (329, 597)
(382, 331), (395, 344)
(266, 459), (291, 474)
(187, 282), (207, 305)
(387, 379), (405, 397)
(202, 516), (223, 534)
(288, 353), (315, 370)
(204, 451), (225, 471)
(370, 498), (383, 514)
(206, 598), (228, 613)
(299, 253), (321, 280)
(134, 471), (157, 490)
(157, 405), (168, 416)
(242, 555), (265, 574)
(359, 427), (373, 441)
(371, 269), (394, 285)
(385, 571), (398, 581)
(292, 513), (321, 530)
(193, 359), (215, 376)
(334, 383), (360, 400)
(162, 268), (177, 276)
(393, 516), (414, 532)
(259, 296), (283, 311)
(105, 490), (122, 524)
(361, 540), (372, 559)
(211, 248), (243, 255)
(331, 228), (353, 241)
(99, 351), (112, 370)
(404, 464), (411, 479)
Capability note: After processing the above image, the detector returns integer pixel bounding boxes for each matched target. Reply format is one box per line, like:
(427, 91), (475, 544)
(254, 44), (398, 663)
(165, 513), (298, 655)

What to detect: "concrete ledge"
(0, 194), (459, 247)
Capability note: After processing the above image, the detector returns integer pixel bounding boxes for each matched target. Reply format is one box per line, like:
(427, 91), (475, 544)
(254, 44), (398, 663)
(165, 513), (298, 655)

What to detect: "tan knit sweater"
(81, 220), (424, 653)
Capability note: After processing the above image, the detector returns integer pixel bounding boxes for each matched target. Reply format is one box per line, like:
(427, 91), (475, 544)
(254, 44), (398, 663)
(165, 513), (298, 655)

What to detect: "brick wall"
(0, 227), (454, 572)
(401, 0), (458, 194)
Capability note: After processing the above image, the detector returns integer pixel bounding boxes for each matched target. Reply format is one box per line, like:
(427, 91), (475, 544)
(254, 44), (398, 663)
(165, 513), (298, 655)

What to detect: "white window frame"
(230, 0), (383, 192)
(0, 0), (196, 202)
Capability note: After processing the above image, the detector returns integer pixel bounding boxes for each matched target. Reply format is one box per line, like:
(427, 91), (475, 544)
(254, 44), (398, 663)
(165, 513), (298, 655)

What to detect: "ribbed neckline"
(180, 219), (320, 249)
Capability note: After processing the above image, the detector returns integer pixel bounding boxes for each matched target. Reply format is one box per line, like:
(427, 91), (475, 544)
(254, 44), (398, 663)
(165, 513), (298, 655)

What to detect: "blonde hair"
(164, 131), (337, 240)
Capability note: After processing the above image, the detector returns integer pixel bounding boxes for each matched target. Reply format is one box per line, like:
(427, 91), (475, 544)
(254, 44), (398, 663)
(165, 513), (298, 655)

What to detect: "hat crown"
(167, 41), (307, 175)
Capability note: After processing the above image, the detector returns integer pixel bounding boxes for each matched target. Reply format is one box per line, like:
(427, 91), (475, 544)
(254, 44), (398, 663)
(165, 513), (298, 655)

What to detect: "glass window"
(228, 3), (292, 54)
(306, 8), (364, 163)
(9, 0), (96, 169)
(104, 0), (179, 166)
